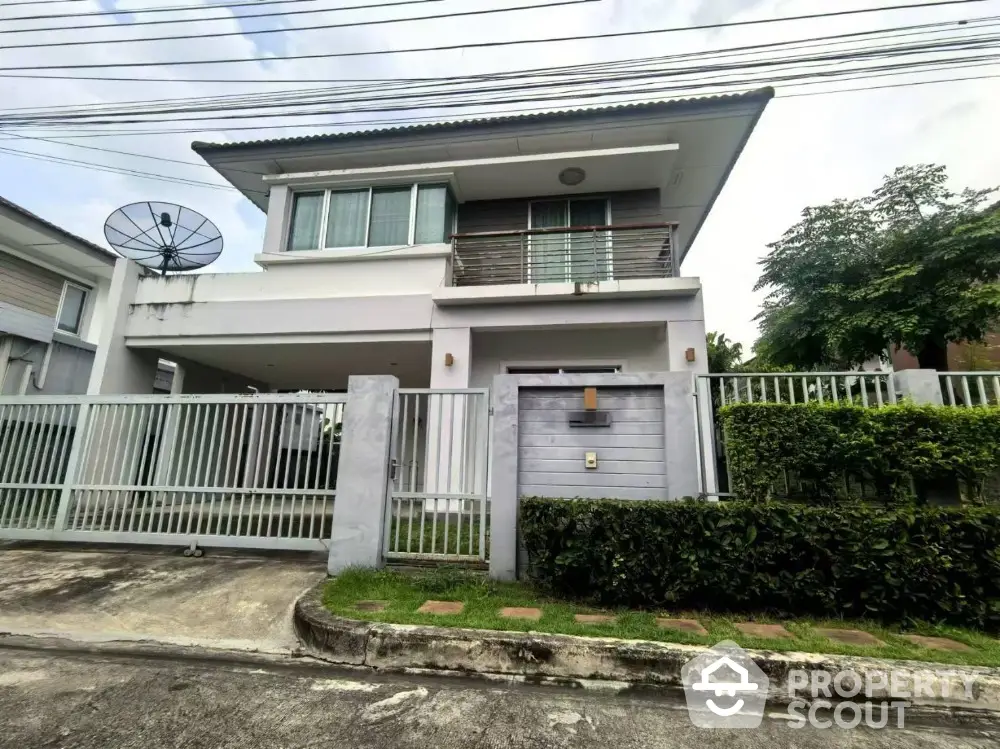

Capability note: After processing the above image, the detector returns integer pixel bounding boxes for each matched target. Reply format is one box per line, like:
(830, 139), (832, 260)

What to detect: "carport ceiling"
(157, 340), (431, 390)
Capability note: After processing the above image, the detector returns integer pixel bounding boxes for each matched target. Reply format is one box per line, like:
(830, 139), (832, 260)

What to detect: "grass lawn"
(323, 567), (1000, 668)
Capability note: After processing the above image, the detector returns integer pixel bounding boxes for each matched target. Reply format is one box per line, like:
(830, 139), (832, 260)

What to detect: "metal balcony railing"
(450, 223), (677, 287)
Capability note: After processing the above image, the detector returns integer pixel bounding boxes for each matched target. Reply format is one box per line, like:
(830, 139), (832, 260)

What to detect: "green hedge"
(520, 498), (1000, 630)
(720, 403), (1000, 502)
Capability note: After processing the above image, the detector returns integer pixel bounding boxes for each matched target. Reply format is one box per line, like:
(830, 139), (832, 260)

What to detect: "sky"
(0, 0), (998, 352)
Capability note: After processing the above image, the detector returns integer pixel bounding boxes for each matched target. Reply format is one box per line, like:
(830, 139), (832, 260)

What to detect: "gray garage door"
(517, 386), (666, 501)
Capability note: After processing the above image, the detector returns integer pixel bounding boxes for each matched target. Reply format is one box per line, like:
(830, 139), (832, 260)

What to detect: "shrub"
(720, 402), (1000, 502)
(520, 497), (1000, 631)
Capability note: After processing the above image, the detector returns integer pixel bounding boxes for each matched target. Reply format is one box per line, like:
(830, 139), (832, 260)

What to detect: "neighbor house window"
(56, 282), (88, 335)
(286, 183), (455, 251)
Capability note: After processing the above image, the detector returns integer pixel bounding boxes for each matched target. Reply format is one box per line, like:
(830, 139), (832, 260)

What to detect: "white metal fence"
(696, 372), (897, 498)
(706, 371), (897, 407)
(0, 393), (345, 551)
(384, 389), (490, 563)
(940, 372), (1000, 407)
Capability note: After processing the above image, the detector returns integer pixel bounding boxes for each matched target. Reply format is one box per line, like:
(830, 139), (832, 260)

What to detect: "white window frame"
(527, 197), (613, 283)
(55, 281), (90, 337)
(291, 183), (455, 252)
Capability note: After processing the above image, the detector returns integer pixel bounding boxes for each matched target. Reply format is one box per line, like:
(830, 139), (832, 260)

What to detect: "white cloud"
(0, 0), (998, 345)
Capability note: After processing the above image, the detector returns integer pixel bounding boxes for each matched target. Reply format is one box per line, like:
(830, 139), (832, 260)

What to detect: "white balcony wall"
(133, 251), (449, 305)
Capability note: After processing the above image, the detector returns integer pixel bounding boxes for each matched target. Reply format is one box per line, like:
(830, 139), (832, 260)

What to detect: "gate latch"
(389, 458), (399, 481)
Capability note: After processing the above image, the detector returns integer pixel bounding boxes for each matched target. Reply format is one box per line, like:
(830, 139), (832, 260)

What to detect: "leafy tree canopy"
(707, 331), (743, 373)
(754, 165), (1000, 370)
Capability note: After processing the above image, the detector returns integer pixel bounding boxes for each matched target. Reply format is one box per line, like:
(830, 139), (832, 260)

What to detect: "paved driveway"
(0, 547), (324, 653)
(1, 648), (997, 749)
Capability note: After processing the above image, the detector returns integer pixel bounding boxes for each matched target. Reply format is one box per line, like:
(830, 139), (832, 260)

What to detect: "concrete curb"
(294, 582), (1000, 715)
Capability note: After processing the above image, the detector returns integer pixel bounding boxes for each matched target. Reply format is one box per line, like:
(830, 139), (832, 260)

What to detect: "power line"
(2, 0), (411, 23)
(0, 0), (601, 50)
(1, 70), (996, 196)
(779, 69), (1000, 96)
(0, 0), (984, 68)
(1, 0), (90, 7)
(4, 56), (997, 140)
(0, 15), (988, 85)
(5, 34), (995, 126)
(0, 145), (241, 191)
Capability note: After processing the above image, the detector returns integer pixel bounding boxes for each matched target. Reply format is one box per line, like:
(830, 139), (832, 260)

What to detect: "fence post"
(695, 376), (720, 497)
(894, 369), (943, 405)
(327, 375), (398, 575)
(489, 375), (519, 581)
(52, 402), (90, 532)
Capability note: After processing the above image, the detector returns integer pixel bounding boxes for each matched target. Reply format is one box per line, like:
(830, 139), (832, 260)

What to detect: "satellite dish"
(103, 201), (223, 275)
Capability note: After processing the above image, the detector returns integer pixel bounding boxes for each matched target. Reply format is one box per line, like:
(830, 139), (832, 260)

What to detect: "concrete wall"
(490, 372), (701, 580)
(469, 327), (668, 386)
(134, 251), (449, 304)
(518, 386), (666, 500)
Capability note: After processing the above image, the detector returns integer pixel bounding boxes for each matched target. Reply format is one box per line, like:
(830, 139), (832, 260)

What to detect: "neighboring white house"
(90, 89), (773, 394)
(0, 196), (120, 395)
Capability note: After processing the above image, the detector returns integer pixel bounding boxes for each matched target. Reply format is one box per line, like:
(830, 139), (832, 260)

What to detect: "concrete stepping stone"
(902, 634), (972, 652)
(417, 600), (464, 615)
(734, 622), (793, 639)
(656, 618), (708, 636)
(815, 627), (884, 647)
(574, 614), (615, 625)
(354, 600), (387, 613)
(499, 607), (542, 621)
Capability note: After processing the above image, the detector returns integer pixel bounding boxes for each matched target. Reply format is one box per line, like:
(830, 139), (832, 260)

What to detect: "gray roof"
(0, 195), (118, 262)
(192, 88), (774, 154)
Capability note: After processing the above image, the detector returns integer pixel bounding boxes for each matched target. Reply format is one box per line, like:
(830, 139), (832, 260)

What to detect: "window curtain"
(415, 185), (450, 244)
(529, 201), (568, 282)
(569, 199), (609, 282)
(325, 189), (368, 248)
(288, 192), (323, 251)
(368, 187), (411, 246)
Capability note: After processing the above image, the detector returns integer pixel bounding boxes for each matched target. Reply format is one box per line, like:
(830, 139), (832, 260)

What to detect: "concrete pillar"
(327, 375), (398, 574)
(663, 372), (701, 499)
(426, 327), (472, 504)
(667, 320), (709, 373)
(430, 327), (471, 389)
(87, 259), (158, 395)
(489, 375), (519, 581)
(894, 369), (943, 405)
(262, 184), (291, 255)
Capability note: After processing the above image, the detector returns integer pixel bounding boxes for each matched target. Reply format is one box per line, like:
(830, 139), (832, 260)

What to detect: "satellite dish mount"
(103, 201), (224, 275)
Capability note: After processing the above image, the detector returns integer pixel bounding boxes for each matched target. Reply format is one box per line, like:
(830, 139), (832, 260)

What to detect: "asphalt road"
(1, 647), (998, 749)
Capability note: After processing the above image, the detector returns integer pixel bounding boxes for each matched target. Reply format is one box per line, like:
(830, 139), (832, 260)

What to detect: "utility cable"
(2, 0), (444, 25)
(0, 0), (601, 50)
(0, 0), (984, 68)
(4, 36), (994, 126)
(2, 69), (996, 195)
(5, 17), (995, 114)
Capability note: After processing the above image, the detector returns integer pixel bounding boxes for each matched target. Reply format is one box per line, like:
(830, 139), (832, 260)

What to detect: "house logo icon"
(681, 641), (769, 728)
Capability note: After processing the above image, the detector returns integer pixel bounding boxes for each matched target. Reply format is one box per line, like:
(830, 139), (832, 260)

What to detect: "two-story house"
(92, 89), (773, 397)
(0, 196), (120, 395)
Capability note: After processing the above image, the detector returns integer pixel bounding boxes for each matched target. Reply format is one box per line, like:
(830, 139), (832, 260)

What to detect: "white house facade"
(90, 89), (773, 396)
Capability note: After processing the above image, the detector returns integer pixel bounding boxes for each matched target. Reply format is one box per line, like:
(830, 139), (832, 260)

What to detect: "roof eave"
(0, 196), (119, 266)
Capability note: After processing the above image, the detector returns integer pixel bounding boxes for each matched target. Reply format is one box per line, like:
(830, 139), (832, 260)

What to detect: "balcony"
(450, 223), (677, 287)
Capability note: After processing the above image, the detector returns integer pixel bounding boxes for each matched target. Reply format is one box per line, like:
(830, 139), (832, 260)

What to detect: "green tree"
(706, 331), (743, 373)
(755, 165), (1000, 370)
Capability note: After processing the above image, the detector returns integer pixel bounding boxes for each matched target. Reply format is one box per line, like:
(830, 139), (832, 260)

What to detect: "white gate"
(383, 388), (490, 563)
(0, 393), (346, 552)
